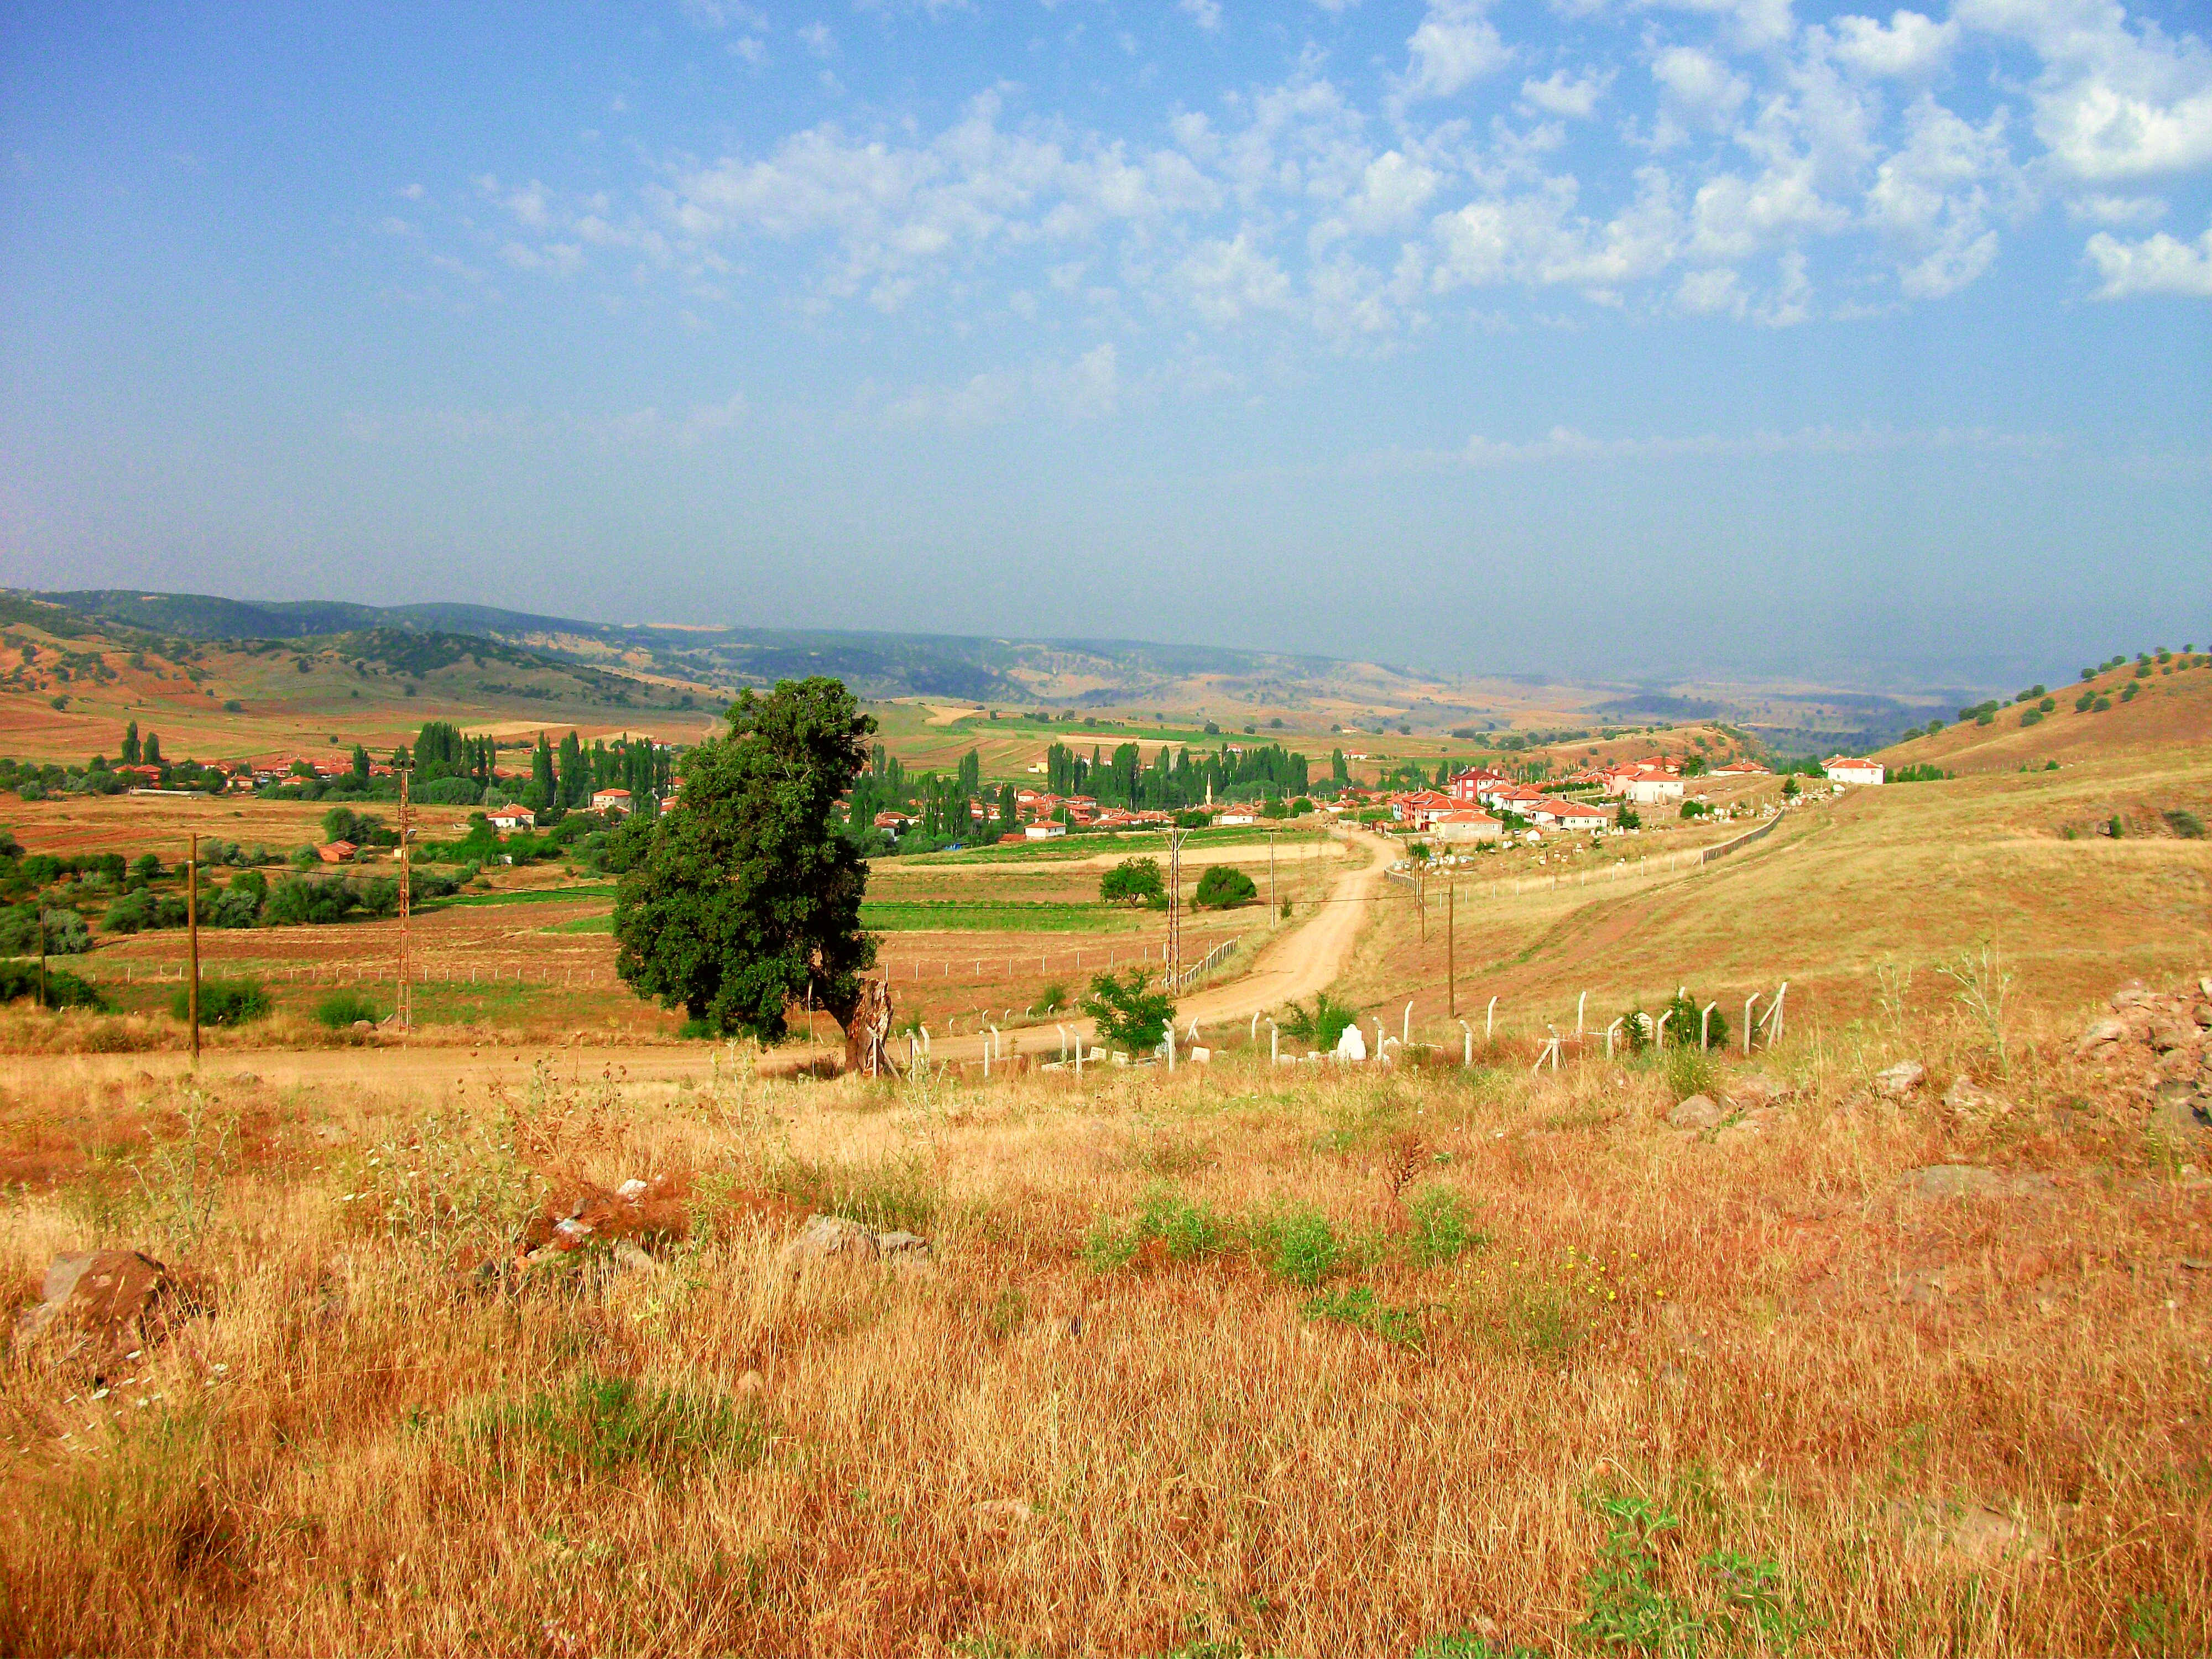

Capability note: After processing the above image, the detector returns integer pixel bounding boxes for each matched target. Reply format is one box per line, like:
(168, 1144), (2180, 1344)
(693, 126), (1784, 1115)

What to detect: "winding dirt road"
(14, 832), (1395, 1091)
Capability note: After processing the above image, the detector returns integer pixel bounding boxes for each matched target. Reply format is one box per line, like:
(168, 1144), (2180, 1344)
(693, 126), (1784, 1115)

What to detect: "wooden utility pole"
(1416, 859), (1426, 942)
(1166, 827), (1183, 989)
(36, 907), (46, 1013)
(397, 763), (412, 1036)
(1447, 879), (1455, 1016)
(186, 832), (201, 1070)
(1268, 830), (1277, 923)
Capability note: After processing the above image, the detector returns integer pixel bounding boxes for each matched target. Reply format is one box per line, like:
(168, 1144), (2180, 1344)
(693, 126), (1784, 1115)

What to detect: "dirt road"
(19, 832), (1395, 1091)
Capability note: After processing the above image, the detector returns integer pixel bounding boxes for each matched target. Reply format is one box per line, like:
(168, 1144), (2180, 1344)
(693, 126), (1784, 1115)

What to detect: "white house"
(1823, 756), (1885, 786)
(1430, 810), (1503, 845)
(590, 786), (634, 813)
(1023, 822), (1067, 839)
(1623, 772), (1685, 806)
(486, 808), (534, 833)
(1541, 799), (1609, 832)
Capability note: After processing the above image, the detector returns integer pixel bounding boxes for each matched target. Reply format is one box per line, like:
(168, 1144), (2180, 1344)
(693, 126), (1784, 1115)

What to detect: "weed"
(1253, 1205), (1341, 1287)
(1700, 1549), (1810, 1652)
(2127, 1594), (2182, 1655)
(129, 1090), (233, 1256)
(1661, 1045), (1715, 1104)
(1936, 942), (2013, 1076)
(1081, 1212), (1144, 1274)
(1411, 1635), (1542, 1659)
(1572, 1494), (1704, 1656)
(169, 976), (268, 1027)
(1303, 1286), (1423, 1347)
(1404, 1186), (1485, 1268)
(984, 1287), (1027, 1341)
(476, 1372), (763, 1480)
(348, 1105), (544, 1262)
(1277, 992), (1359, 1052)
(773, 1151), (937, 1234)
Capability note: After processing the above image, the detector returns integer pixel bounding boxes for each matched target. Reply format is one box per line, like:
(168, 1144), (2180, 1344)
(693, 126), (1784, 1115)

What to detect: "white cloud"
(1677, 266), (1746, 315)
(878, 345), (1124, 429)
(2067, 192), (2166, 224)
(1520, 68), (1614, 119)
(1641, 0), (1798, 53)
(2085, 220), (2212, 296)
(1180, 0), (1224, 32)
(1757, 248), (1814, 324)
(1652, 46), (1750, 133)
(1867, 96), (2022, 296)
(398, 182), (425, 201)
(799, 21), (837, 58)
(1176, 231), (1295, 324)
(680, 0), (768, 28)
(1827, 10), (1957, 78)
(1431, 168), (1681, 294)
(1958, 0), (2212, 180)
(1344, 150), (1441, 233)
(1398, 0), (1510, 102)
(1433, 422), (2057, 467)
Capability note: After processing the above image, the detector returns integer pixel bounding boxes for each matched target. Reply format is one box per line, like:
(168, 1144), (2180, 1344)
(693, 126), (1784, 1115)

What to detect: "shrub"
(1254, 1205), (1342, 1287)
(1405, 1187), (1485, 1267)
(476, 1373), (761, 1480)
(315, 989), (382, 1029)
(1193, 865), (1258, 909)
(0, 960), (106, 1010)
(1305, 1286), (1423, 1347)
(171, 975), (270, 1027)
(1033, 980), (1069, 1014)
(2020, 708), (2044, 727)
(100, 890), (189, 933)
(1277, 992), (1359, 1052)
(0, 904), (92, 955)
(265, 875), (360, 926)
(2164, 810), (2205, 840)
(1081, 968), (1174, 1055)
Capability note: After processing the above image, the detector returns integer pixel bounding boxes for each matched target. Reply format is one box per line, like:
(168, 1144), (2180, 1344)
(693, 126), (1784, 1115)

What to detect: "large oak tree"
(612, 677), (876, 1041)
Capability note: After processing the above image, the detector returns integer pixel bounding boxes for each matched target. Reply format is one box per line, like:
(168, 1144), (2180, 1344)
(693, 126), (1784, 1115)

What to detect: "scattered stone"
(1668, 1095), (1721, 1131)
(1898, 1165), (2054, 1201)
(14, 1250), (205, 1363)
(2075, 1016), (2128, 1055)
(611, 1240), (659, 1276)
(1943, 1076), (2011, 1115)
(614, 1178), (650, 1204)
(2152, 1097), (2209, 1144)
(780, 1213), (936, 1274)
(311, 1122), (352, 1145)
(737, 1369), (766, 1396)
(1725, 1074), (1790, 1109)
(1876, 1060), (1926, 1096)
(2148, 1019), (2196, 1054)
(2110, 981), (2156, 1010)
(2193, 1000), (2212, 1029)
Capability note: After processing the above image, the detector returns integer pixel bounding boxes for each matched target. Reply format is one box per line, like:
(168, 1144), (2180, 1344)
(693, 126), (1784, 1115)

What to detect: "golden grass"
(2, 994), (2207, 1657)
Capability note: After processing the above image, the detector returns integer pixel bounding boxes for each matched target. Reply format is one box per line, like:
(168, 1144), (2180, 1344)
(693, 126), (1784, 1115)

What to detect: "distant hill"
(1879, 650), (2212, 773)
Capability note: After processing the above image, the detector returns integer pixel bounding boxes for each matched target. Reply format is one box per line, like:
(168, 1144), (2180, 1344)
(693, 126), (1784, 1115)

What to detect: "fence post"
(1700, 1001), (1717, 1052)
(1459, 1020), (1472, 1067)
(1486, 995), (1498, 1041)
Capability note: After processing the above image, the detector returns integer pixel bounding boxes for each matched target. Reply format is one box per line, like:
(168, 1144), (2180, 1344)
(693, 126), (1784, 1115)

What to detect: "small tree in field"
(612, 677), (876, 1042)
(1082, 968), (1173, 1055)
(1099, 857), (1165, 908)
(1193, 865), (1258, 909)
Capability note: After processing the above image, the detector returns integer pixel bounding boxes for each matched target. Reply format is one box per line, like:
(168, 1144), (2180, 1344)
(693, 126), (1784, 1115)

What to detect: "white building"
(1623, 773), (1685, 806)
(1430, 810), (1503, 845)
(1822, 756), (1885, 786)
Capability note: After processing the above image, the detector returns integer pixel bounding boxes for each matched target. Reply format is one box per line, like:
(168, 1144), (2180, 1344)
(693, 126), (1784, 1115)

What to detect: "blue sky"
(2, 0), (2208, 688)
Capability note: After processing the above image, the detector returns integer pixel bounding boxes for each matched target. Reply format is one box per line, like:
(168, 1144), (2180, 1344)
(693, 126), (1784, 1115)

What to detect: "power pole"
(1166, 826), (1183, 989)
(398, 763), (412, 1037)
(186, 832), (200, 1070)
(1416, 858), (1426, 942)
(1268, 830), (1277, 923)
(1446, 879), (1455, 1018)
(36, 906), (46, 1013)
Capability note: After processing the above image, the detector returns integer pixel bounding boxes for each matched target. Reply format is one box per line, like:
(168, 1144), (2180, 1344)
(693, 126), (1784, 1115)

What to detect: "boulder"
(2152, 1096), (2210, 1144)
(780, 1214), (935, 1274)
(2110, 981), (2156, 1010)
(1668, 1095), (1721, 1131)
(1726, 1074), (1791, 1109)
(1876, 1060), (1926, 1096)
(14, 1250), (203, 1363)
(2075, 1016), (2128, 1055)
(2147, 1019), (2197, 1054)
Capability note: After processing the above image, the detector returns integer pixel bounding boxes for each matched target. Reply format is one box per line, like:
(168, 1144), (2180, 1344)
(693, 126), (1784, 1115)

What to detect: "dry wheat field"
(2, 973), (2208, 1658)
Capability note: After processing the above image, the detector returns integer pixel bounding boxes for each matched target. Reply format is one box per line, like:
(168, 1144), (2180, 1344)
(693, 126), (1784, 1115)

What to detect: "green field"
(428, 884), (617, 910)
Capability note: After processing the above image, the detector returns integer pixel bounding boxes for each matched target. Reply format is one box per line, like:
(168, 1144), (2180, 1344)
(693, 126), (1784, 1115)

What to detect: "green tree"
(612, 678), (877, 1041)
(1099, 856), (1165, 907)
(1081, 968), (1173, 1055)
(121, 720), (141, 766)
(997, 781), (1018, 836)
(1193, 865), (1258, 909)
(527, 732), (555, 810)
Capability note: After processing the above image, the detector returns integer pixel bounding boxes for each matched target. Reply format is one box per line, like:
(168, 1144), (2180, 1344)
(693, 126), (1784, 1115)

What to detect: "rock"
(311, 1122), (353, 1145)
(14, 1250), (202, 1363)
(2148, 1019), (2196, 1054)
(780, 1214), (936, 1273)
(614, 1178), (650, 1203)
(1943, 1076), (2011, 1115)
(2193, 1000), (2212, 1029)
(2110, 981), (2156, 1010)
(351, 1020), (373, 1035)
(2152, 1097), (2210, 1143)
(1876, 1060), (1926, 1096)
(1726, 1074), (1790, 1108)
(1940, 1506), (2048, 1566)
(1668, 1095), (1721, 1131)
(1898, 1165), (2053, 1201)
(611, 1240), (659, 1276)
(2075, 1016), (2129, 1055)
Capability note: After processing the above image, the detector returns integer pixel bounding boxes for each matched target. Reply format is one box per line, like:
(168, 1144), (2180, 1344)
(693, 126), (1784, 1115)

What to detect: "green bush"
(171, 976), (270, 1027)
(1277, 992), (1359, 1052)
(2164, 809), (2205, 840)
(100, 890), (189, 933)
(1303, 1285), (1423, 1347)
(1192, 864), (1258, 909)
(0, 960), (106, 1010)
(315, 989), (382, 1029)
(1099, 857), (1165, 907)
(477, 1372), (761, 1479)
(1081, 967), (1174, 1055)
(0, 904), (92, 955)
(1253, 1205), (1342, 1287)
(1405, 1187), (1485, 1267)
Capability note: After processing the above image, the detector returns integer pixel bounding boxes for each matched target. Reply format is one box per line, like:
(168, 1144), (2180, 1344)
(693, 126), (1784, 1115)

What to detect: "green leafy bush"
(0, 960), (106, 1009)
(315, 989), (382, 1029)
(476, 1372), (762, 1479)
(171, 975), (269, 1027)
(1253, 1205), (1342, 1287)
(1081, 967), (1174, 1055)
(1099, 857), (1165, 907)
(100, 889), (189, 934)
(1192, 864), (1258, 909)
(1277, 992), (1358, 1052)
(1405, 1187), (1485, 1267)
(1303, 1285), (1423, 1347)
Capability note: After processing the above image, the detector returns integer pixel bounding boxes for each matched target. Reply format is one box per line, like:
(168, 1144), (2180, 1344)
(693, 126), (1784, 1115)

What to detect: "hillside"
(1879, 648), (2212, 776)
(22, 587), (1957, 749)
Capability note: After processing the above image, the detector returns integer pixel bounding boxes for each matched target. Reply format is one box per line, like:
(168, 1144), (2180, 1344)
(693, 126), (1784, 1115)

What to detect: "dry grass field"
(1, 984), (2207, 1656)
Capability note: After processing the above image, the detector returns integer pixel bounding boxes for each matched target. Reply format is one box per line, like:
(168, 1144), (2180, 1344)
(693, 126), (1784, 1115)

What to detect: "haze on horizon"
(2, 1), (2208, 693)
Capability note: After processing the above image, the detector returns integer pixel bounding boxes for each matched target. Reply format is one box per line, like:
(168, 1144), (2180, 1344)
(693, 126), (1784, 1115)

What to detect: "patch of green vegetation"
(314, 989), (382, 1028)
(771, 1151), (937, 1235)
(430, 883), (617, 909)
(1251, 1204), (1342, 1288)
(857, 900), (1141, 933)
(541, 914), (614, 933)
(1404, 1186), (1486, 1268)
(1303, 1285), (1423, 1347)
(172, 975), (268, 1027)
(475, 1372), (763, 1480)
